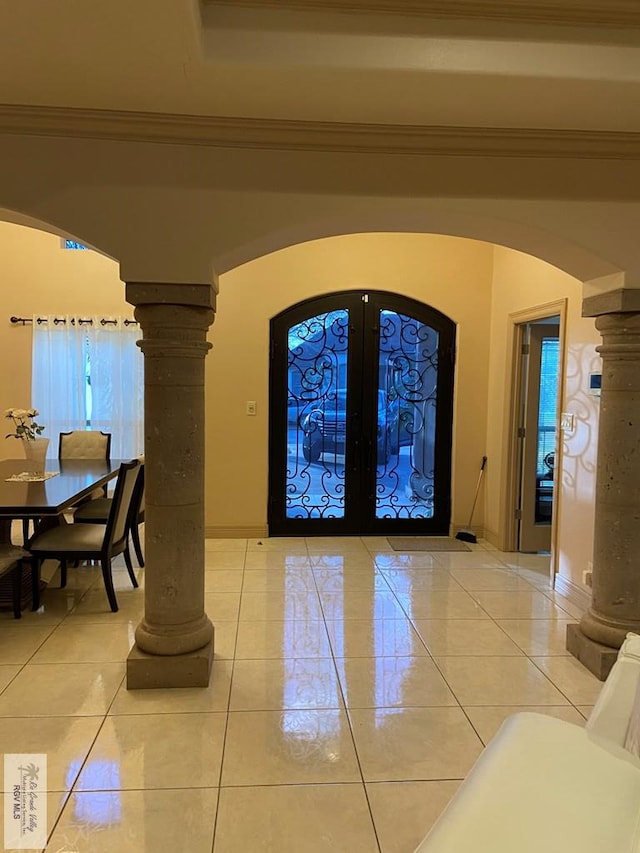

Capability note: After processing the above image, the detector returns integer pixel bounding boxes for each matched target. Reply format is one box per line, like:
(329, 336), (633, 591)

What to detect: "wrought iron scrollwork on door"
(375, 311), (439, 519)
(286, 310), (349, 519)
(270, 290), (455, 535)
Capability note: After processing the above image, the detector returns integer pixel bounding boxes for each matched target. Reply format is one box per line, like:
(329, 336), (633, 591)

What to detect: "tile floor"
(0, 536), (603, 852)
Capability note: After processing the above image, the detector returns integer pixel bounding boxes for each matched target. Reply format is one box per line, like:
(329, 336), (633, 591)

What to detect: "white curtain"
(86, 318), (144, 459)
(31, 315), (87, 458)
(31, 315), (144, 460)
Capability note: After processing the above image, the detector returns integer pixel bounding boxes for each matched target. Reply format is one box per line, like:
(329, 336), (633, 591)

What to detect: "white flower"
(4, 408), (46, 441)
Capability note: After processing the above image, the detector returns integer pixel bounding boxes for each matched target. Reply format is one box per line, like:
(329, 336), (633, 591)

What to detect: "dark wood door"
(269, 290), (456, 536)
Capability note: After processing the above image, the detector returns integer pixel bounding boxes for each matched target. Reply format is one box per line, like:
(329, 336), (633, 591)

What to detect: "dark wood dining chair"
(0, 544), (29, 619)
(73, 463), (145, 567)
(27, 459), (140, 612)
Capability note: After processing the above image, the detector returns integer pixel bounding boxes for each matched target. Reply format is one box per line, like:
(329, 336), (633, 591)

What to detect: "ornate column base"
(566, 623), (618, 682)
(127, 634), (214, 689)
(566, 303), (640, 681)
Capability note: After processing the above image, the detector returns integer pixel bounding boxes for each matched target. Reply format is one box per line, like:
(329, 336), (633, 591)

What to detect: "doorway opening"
(508, 307), (564, 556)
(268, 291), (456, 536)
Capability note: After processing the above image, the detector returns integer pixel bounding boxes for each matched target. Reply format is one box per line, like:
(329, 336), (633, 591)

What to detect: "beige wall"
(486, 246), (600, 591)
(0, 221), (131, 461)
(208, 233), (494, 535)
(0, 222), (600, 576)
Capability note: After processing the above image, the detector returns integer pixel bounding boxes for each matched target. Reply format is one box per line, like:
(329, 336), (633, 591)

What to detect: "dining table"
(0, 457), (126, 545)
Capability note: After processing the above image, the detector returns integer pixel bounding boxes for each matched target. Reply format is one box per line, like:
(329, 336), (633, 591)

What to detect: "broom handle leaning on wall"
(466, 456), (488, 528)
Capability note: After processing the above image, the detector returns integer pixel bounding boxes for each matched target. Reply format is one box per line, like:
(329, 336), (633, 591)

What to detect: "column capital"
(582, 288), (640, 317)
(595, 311), (640, 332)
(595, 311), (640, 361)
(127, 283), (216, 361)
(126, 281), (216, 311)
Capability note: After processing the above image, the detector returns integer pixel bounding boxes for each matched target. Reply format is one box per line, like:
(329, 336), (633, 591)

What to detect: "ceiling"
(1, 0), (640, 130)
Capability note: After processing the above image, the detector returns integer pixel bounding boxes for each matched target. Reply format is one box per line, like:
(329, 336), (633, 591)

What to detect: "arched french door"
(269, 291), (456, 536)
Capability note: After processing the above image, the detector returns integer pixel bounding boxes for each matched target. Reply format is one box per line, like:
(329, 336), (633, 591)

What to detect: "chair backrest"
(59, 430), (112, 460)
(127, 463), (145, 527)
(136, 456), (145, 519)
(104, 460), (141, 552)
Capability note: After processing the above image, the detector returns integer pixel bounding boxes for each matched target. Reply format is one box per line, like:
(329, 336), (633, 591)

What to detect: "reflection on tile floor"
(0, 539), (600, 852)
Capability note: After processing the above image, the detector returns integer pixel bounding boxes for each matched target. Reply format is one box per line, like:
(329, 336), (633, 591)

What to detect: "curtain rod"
(10, 316), (138, 326)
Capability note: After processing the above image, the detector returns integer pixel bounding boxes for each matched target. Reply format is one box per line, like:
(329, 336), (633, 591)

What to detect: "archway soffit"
(216, 218), (620, 285)
(0, 206), (114, 262)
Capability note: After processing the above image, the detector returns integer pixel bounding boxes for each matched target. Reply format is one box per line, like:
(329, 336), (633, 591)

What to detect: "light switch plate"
(560, 412), (575, 431)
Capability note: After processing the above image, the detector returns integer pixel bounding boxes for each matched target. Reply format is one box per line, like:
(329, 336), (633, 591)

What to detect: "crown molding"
(204, 0), (640, 28)
(1, 104), (640, 160)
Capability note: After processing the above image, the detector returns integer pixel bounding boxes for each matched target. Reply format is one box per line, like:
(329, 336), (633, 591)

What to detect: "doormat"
(387, 537), (471, 552)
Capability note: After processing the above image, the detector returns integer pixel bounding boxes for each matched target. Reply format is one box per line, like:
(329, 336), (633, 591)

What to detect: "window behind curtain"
(31, 315), (143, 459)
(86, 320), (144, 458)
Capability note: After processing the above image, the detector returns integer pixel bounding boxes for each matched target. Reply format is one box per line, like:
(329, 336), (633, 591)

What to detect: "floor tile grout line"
(416, 599), (582, 721)
(444, 592), (555, 749)
(315, 538), (384, 853)
(63, 780), (396, 792)
(0, 655), (30, 696)
(479, 587), (594, 710)
(526, 654), (598, 710)
(39, 787), (73, 853)
(209, 546), (245, 851)
(417, 639), (487, 748)
(52, 669), (128, 847)
(490, 616), (549, 658)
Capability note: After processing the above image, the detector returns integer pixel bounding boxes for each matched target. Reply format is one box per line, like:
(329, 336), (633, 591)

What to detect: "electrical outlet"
(582, 570), (593, 588)
(246, 401), (257, 416)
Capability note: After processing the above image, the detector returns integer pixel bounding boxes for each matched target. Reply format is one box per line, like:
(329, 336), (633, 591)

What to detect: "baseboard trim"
(480, 526), (503, 549)
(554, 573), (591, 611)
(204, 525), (267, 539)
(204, 524), (526, 544)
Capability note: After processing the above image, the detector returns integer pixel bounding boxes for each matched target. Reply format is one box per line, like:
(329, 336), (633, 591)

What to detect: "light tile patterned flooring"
(0, 536), (603, 852)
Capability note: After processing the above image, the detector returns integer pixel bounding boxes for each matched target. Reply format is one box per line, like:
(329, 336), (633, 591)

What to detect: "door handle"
(352, 438), (359, 471)
(350, 411), (361, 471)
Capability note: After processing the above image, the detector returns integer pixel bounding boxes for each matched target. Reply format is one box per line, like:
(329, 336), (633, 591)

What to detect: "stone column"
(125, 282), (215, 689)
(567, 291), (640, 680)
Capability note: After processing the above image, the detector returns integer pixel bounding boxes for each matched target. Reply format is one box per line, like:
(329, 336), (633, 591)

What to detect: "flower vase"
(22, 437), (50, 475)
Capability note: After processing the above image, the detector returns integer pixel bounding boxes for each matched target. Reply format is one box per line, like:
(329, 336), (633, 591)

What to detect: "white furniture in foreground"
(415, 633), (640, 853)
